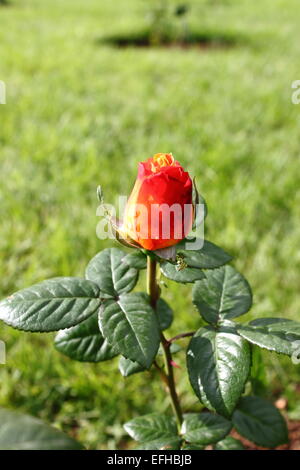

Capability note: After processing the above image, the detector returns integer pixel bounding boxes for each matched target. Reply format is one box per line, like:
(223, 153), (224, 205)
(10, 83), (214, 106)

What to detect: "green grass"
(1, 0), (300, 449)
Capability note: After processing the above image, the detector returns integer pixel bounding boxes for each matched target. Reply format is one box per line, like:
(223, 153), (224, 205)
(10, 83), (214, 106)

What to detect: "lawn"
(0, 0), (300, 449)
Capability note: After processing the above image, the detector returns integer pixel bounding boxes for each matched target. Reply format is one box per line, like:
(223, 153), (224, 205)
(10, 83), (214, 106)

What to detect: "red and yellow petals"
(122, 153), (193, 251)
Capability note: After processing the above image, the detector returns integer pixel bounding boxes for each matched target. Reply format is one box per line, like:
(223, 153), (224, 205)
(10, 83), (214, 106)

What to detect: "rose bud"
(121, 153), (193, 251)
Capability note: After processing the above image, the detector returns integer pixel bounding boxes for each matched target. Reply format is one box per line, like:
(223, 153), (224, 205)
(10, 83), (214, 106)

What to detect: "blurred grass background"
(0, 0), (300, 449)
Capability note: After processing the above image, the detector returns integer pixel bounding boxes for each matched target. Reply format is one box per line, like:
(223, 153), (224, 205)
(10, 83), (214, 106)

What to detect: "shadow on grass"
(98, 29), (246, 50)
(0, 0), (11, 6)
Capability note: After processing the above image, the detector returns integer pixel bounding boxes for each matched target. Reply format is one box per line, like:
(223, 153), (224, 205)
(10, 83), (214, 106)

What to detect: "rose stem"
(147, 256), (183, 430)
(168, 331), (195, 344)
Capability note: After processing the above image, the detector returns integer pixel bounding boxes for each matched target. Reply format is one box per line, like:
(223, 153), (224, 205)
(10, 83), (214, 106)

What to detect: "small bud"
(97, 185), (104, 203)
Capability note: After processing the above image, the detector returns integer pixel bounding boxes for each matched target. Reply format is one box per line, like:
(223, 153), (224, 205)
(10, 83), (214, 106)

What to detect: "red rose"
(122, 153), (193, 251)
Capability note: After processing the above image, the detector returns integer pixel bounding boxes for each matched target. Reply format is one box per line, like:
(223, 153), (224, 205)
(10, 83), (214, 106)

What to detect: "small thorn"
(170, 360), (181, 369)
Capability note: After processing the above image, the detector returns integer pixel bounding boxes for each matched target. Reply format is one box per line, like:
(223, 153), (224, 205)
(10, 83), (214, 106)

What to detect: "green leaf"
(157, 343), (182, 356)
(181, 443), (204, 450)
(187, 324), (251, 418)
(124, 413), (178, 442)
(0, 408), (83, 450)
(160, 262), (205, 283)
(250, 346), (268, 397)
(124, 251), (147, 270)
(99, 293), (160, 368)
(232, 396), (288, 448)
(169, 343), (182, 354)
(181, 412), (232, 445)
(54, 314), (118, 362)
(249, 317), (300, 330)
(119, 356), (145, 377)
(136, 437), (181, 450)
(0, 277), (101, 332)
(156, 298), (173, 330)
(238, 318), (300, 356)
(214, 436), (244, 450)
(192, 265), (252, 324)
(153, 246), (177, 262)
(85, 248), (139, 298)
(177, 240), (232, 269)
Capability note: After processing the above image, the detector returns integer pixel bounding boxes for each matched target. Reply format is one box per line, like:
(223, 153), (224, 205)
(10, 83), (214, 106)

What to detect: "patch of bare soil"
(98, 31), (243, 51)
